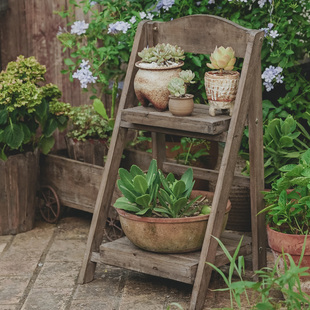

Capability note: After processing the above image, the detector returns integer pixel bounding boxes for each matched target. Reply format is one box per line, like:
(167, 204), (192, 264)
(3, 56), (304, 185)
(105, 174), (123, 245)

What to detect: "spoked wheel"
(104, 217), (124, 241)
(38, 185), (61, 223)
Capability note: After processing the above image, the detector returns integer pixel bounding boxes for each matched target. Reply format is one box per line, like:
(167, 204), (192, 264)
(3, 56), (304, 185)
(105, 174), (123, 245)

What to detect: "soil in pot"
(116, 190), (231, 253)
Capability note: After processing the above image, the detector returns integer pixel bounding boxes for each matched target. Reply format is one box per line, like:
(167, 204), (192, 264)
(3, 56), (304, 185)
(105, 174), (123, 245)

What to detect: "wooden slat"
(149, 15), (250, 57)
(162, 162), (250, 188)
(121, 105), (231, 136)
(92, 232), (251, 285)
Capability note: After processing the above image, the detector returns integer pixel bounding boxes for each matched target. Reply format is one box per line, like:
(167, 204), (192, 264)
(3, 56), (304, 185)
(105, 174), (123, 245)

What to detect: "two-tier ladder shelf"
(78, 15), (267, 310)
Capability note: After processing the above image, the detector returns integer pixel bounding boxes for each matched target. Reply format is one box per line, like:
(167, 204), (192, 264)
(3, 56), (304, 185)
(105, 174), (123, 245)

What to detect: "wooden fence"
(0, 0), (106, 149)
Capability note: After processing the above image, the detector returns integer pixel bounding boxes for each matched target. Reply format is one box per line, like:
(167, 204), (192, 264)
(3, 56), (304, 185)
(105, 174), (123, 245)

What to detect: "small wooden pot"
(168, 94), (194, 116)
(116, 190), (231, 253)
(205, 70), (240, 116)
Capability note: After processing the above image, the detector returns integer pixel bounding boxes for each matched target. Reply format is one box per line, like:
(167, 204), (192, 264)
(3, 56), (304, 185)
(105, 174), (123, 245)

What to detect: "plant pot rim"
(205, 70), (239, 76)
(116, 190), (231, 224)
(135, 60), (184, 70)
(267, 224), (308, 237)
(169, 94), (194, 99)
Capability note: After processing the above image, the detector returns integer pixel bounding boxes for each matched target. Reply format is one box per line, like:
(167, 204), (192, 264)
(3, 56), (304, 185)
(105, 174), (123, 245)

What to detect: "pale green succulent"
(167, 70), (195, 97)
(138, 43), (185, 66)
(206, 46), (236, 73)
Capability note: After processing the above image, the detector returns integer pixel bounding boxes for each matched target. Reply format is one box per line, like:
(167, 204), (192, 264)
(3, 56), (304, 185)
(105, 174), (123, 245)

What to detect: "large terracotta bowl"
(116, 190), (231, 253)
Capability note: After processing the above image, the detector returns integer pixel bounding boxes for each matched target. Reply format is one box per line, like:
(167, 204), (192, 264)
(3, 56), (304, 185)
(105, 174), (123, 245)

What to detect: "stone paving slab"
(0, 213), (282, 310)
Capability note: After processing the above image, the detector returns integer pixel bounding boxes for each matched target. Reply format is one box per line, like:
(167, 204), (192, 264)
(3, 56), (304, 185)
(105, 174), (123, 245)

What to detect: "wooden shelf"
(91, 232), (252, 285)
(121, 105), (231, 136)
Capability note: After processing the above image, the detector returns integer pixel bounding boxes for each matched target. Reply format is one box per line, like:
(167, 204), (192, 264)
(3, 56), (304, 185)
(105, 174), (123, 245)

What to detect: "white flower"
(129, 16), (137, 24)
(208, 0), (215, 3)
(147, 13), (154, 20)
(108, 21), (131, 34)
(139, 12), (147, 19)
(269, 30), (279, 38)
(73, 60), (97, 88)
(71, 20), (89, 35)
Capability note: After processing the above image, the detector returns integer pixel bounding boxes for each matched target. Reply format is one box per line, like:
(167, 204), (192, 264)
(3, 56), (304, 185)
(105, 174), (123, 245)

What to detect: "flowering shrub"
(56, 0), (310, 123)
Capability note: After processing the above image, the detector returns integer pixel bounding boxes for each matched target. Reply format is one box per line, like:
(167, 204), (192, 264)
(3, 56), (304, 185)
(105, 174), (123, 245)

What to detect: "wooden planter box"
(39, 149), (152, 215)
(0, 151), (39, 235)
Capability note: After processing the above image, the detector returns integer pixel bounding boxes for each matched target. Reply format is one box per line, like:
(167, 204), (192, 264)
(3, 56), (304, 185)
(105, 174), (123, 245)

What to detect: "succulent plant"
(138, 43), (185, 66)
(168, 70), (195, 97)
(114, 159), (201, 218)
(206, 46), (236, 74)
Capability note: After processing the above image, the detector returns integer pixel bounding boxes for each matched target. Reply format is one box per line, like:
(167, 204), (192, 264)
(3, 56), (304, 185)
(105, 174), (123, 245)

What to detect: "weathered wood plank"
(121, 105), (231, 136)
(93, 233), (251, 284)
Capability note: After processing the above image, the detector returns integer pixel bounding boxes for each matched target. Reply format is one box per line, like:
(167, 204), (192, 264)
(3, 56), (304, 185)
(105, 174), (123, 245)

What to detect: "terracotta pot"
(0, 151), (39, 235)
(267, 225), (310, 289)
(116, 190), (231, 253)
(204, 70), (240, 116)
(134, 61), (183, 111)
(168, 94), (194, 116)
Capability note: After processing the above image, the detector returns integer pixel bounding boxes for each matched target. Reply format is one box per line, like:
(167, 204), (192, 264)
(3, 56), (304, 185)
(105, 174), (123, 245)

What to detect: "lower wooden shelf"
(91, 231), (252, 285)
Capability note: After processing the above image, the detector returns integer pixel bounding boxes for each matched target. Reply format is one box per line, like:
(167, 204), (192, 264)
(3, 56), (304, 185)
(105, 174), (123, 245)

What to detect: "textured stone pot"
(0, 151), (39, 235)
(134, 61), (183, 111)
(205, 70), (240, 116)
(168, 94), (194, 116)
(116, 190), (231, 253)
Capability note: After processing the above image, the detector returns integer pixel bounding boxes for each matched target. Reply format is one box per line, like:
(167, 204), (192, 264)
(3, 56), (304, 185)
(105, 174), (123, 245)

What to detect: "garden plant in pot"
(167, 70), (196, 116)
(205, 46), (239, 117)
(0, 55), (69, 235)
(134, 43), (185, 111)
(113, 159), (231, 253)
(66, 98), (114, 166)
(260, 148), (310, 286)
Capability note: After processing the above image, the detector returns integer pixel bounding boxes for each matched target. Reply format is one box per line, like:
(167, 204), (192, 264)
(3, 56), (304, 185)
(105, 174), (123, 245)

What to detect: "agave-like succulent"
(206, 46), (236, 74)
(138, 43), (185, 66)
(168, 70), (195, 97)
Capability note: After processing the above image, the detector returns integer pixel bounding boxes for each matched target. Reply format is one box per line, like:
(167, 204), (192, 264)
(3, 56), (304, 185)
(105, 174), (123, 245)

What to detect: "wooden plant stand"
(78, 15), (266, 310)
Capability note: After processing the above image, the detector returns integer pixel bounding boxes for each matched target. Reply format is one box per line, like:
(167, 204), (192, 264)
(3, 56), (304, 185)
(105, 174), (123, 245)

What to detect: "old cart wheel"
(39, 185), (61, 223)
(104, 217), (124, 241)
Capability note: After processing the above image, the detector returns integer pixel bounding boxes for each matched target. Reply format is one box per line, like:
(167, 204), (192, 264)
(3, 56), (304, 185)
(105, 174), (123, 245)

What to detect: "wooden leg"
(151, 132), (166, 169)
(248, 69), (267, 272)
(78, 126), (128, 284)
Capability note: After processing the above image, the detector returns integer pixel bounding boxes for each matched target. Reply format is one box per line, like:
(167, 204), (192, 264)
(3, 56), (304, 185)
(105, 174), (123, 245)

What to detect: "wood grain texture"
(93, 232), (251, 285)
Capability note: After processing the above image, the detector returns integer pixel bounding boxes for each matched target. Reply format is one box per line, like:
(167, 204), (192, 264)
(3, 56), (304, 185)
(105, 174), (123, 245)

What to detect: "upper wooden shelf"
(121, 104), (231, 136)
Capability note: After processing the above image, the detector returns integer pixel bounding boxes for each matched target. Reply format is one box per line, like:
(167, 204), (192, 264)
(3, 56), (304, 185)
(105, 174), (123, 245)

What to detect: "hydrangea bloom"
(72, 60), (97, 89)
(71, 20), (89, 35)
(157, 0), (175, 11)
(108, 21), (131, 34)
(262, 65), (284, 92)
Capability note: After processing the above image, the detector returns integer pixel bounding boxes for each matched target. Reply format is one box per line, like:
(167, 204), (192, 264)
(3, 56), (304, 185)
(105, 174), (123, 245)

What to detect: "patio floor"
(0, 209), (280, 310)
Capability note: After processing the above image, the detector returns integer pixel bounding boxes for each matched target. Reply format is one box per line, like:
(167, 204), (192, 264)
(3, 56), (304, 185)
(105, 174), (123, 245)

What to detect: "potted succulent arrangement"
(167, 70), (196, 116)
(134, 43), (185, 111)
(205, 46), (240, 116)
(260, 148), (310, 285)
(113, 159), (231, 253)
(0, 55), (69, 235)
(65, 98), (114, 166)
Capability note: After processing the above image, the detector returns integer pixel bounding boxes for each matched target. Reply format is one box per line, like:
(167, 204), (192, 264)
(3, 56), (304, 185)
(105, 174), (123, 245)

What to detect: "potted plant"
(134, 43), (185, 111)
(0, 55), (69, 235)
(113, 159), (231, 253)
(205, 46), (240, 116)
(65, 98), (114, 166)
(167, 70), (196, 116)
(260, 148), (310, 284)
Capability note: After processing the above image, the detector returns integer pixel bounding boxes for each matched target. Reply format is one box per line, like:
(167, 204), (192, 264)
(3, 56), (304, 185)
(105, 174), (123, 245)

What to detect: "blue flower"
(262, 65), (284, 92)
(156, 0), (175, 11)
(71, 20), (89, 35)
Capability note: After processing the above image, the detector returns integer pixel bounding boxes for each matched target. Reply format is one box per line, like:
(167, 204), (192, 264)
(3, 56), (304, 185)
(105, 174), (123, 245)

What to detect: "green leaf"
(21, 124), (32, 144)
(0, 108), (8, 125)
(43, 118), (58, 137)
(135, 194), (151, 208)
(130, 165), (144, 177)
(93, 98), (108, 120)
(114, 197), (140, 212)
(64, 58), (75, 66)
(117, 181), (137, 203)
(133, 175), (148, 195)
(172, 180), (186, 198)
(3, 124), (24, 149)
(39, 136), (55, 154)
